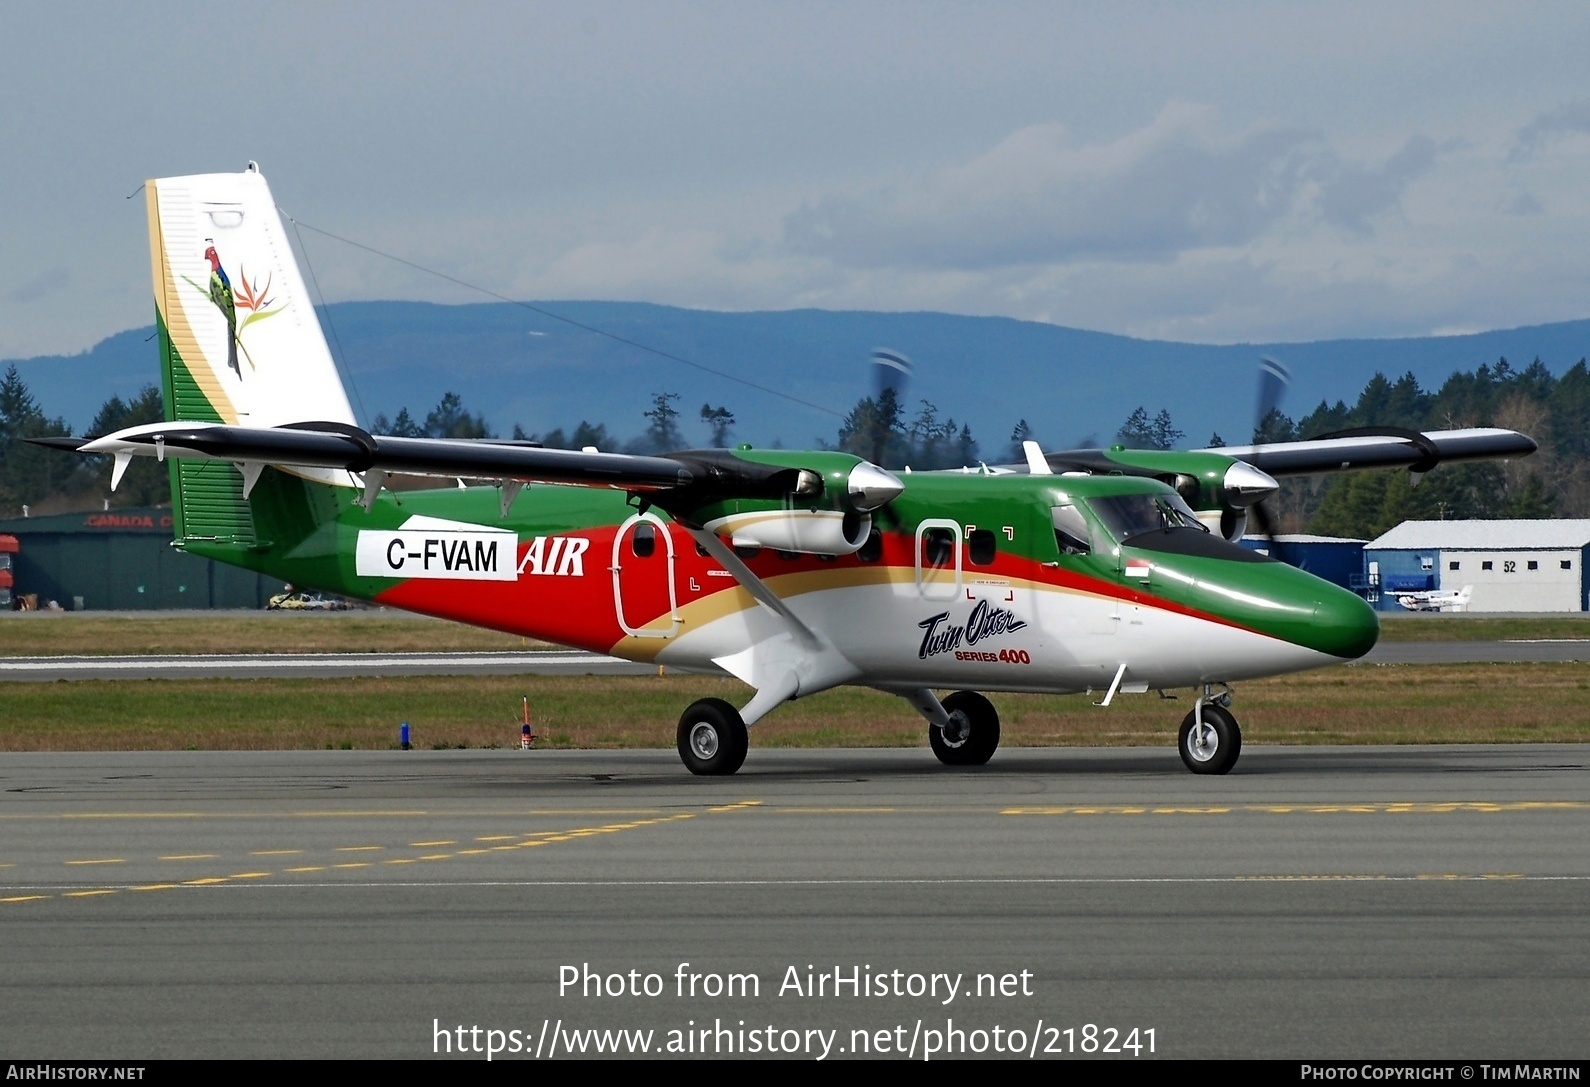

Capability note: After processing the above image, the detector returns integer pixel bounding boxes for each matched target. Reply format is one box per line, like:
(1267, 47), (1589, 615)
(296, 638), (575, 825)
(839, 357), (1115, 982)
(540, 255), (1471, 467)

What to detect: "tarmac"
(1, 744), (1586, 1059)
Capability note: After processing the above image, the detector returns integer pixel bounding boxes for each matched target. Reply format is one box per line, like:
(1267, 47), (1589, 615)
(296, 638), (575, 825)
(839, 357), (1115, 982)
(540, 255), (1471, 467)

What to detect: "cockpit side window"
(1088, 493), (1208, 543)
(1051, 505), (1091, 556)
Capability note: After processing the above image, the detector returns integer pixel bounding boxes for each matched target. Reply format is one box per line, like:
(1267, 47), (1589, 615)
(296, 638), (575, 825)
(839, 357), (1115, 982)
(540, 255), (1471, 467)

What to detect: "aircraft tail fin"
(146, 164), (358, 543)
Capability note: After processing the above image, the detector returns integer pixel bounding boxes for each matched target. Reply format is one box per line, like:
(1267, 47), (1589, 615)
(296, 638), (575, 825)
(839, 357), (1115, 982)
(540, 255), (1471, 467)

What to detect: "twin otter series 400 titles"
(41, 165), (1539, 776)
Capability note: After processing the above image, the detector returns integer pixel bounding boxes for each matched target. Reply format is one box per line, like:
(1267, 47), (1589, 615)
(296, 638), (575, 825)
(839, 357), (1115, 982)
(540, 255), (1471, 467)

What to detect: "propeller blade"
(872, 349), (912, 399)
(869, 349), (911, 468)
(1252, 356), (1293, 563)
(1248, 495), (1290, 565)
(1255, 355), (1291, 442)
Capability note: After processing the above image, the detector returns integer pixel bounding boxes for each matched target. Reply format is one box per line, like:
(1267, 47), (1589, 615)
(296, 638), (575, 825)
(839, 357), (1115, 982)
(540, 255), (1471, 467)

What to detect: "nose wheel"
(677, 698), (749, 776)
(929, 690), (1001, 766)
(1177, 702), (1241, 775)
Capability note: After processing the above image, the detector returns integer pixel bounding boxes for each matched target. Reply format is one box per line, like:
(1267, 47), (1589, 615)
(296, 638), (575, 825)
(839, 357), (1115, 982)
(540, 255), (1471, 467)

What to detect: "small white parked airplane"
(1391, 585), (1473, 612)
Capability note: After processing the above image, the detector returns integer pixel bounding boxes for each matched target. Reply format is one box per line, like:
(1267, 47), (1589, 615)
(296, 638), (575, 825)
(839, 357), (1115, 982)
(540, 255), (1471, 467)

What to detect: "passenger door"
(611, 513), (679, 638)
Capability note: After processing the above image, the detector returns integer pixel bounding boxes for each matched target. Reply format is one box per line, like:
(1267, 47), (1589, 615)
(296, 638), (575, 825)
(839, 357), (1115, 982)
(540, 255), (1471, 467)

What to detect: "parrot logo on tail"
(204, 242), (240, 377)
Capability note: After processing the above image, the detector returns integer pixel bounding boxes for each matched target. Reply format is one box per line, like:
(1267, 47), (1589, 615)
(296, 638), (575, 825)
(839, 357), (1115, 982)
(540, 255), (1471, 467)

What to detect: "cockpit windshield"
(1086, 492), (1208, 543)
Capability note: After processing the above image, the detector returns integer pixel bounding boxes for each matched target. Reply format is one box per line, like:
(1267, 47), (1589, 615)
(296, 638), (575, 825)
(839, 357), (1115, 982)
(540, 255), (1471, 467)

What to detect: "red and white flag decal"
(1125, 558), (1151, 579)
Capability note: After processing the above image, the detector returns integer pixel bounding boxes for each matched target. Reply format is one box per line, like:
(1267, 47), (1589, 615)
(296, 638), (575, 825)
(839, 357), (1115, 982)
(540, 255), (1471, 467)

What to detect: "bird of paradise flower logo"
(182, 241), (283, 378)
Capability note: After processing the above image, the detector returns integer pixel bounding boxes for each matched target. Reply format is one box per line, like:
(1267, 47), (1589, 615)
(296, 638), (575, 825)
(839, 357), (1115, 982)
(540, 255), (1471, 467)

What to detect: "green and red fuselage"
(187, 451), (1378, 697)
(45, 164), (1537, 772)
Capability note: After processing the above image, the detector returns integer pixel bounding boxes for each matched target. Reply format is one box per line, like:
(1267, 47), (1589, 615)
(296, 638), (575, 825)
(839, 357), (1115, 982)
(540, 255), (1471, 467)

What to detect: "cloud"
(1504, 192), (1543, 216)
(8, 267), (71, 304)
(508, 225), (837, 314)
(1314, 135), (1440, 234)
(782, 104), (1441, 271)
(1510, 100), (1590, 161)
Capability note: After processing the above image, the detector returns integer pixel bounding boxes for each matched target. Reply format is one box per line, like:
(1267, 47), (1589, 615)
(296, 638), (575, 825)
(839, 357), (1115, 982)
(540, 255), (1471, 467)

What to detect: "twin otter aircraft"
(46, 166), (1537, 776)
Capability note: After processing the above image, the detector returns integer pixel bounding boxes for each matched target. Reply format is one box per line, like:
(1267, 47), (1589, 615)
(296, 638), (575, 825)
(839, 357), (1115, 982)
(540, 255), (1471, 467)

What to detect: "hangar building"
(1363, 519), (1590, 612)
(0, 507), (275, 610)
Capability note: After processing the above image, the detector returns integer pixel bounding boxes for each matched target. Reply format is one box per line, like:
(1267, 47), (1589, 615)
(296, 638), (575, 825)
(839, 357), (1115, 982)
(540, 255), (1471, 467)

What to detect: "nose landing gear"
(1177, 686), (1241, 774)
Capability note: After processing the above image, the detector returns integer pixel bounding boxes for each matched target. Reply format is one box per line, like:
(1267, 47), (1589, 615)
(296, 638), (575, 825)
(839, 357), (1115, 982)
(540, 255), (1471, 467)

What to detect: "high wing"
(35, 419), (904, 519)
(1204, 426), (1538, 477)
(1007, 424), (1538, 543)
(44, 421), (693, 491)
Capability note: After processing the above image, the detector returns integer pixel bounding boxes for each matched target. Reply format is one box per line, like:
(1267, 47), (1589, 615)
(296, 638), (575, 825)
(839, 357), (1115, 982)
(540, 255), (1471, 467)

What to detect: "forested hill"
(8, 301), (1590, 453)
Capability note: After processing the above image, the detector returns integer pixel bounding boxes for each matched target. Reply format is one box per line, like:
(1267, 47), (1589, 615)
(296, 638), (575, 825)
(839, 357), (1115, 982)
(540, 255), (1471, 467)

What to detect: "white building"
(1364, 520), (1590, 612)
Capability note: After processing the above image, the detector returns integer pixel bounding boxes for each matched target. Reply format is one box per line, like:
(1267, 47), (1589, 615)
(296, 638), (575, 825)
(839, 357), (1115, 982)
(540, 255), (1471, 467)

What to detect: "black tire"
(929, 690), (1000, 767)
(677, 698), (748, 776)
(1177, 703), (1242, 775)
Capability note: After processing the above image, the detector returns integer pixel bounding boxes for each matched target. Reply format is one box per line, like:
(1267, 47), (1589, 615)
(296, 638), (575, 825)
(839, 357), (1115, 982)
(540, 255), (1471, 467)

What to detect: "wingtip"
(25, 436), (90, 452)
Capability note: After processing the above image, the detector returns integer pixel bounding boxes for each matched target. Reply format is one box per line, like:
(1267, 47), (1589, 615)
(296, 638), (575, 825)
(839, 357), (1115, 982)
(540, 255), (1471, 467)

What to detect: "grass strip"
(0, 611), (542, 655)
(1, 663), (1586, 751)
(1376, 615), (1590, 642)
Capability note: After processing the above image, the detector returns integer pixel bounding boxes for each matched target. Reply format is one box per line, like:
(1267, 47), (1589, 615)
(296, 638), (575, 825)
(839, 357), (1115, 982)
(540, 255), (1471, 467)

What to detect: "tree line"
(0, 358), (1576, 540)
(1257, 358), (1565, 539)
(0, 368), (168, 517)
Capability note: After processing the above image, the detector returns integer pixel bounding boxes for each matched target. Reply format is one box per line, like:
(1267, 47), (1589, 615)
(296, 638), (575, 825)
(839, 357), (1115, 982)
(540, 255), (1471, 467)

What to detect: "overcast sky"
(4, 1), (1590, 359)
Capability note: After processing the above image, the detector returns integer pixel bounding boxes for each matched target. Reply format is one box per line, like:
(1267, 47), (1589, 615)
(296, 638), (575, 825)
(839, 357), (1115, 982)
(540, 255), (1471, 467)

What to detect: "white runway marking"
(0, 650), (647, 680)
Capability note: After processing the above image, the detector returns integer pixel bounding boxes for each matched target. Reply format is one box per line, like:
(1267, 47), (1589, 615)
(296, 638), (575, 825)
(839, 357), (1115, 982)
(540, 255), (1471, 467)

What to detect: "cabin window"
(1528, 560), (1539, 571)
(695, 542), (710, 558)
(733, 544), (762, 560)
(777, 550), (800, 562)
(968, 529), (997, 566)
(1449, 561), (1460, 571)
(1051, 505), (1091, 556)
(1563, 560), (1573, 570)
(923, 527), (956, 568)
(857, 529), (883, 563)
(1482, 561), (1493, 571)
(630, 522), (656, 558)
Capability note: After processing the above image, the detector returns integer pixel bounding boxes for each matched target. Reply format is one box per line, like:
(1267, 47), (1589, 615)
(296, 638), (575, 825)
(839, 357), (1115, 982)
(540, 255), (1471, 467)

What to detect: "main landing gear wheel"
(929, 690), (1001, 767)
(1178, 703), (1242, 775)
(677, 697), (748, 776)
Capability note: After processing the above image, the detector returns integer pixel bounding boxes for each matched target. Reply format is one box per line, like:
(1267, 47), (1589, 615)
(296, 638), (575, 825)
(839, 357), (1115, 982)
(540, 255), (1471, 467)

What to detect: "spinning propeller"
(869, 349), (912, 469)
(854, 349), (914, 525)
(1245, 356), (1292, 562)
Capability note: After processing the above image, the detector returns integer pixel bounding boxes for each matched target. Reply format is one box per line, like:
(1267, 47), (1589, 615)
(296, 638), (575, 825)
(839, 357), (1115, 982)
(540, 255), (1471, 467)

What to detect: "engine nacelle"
(1195, 507), (1249, 542)
(704, 509), (871, 556)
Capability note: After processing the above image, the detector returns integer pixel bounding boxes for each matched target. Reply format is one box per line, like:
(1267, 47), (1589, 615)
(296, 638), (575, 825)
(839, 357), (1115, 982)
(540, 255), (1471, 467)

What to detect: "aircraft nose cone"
(1309, 582), (1380, 660)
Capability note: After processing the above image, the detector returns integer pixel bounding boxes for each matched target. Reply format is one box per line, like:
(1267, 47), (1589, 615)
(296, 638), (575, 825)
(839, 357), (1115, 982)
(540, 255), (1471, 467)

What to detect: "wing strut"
(682, 526), (821, 649)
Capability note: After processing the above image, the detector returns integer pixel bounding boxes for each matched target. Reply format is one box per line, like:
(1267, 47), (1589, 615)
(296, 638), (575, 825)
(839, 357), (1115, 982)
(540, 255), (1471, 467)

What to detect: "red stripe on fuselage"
(371, 524), (1264, 651)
